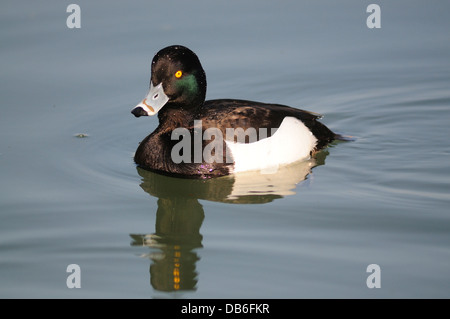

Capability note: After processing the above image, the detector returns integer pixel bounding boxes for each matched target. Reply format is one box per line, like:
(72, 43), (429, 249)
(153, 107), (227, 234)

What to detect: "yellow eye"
(175, 70), (183, 78)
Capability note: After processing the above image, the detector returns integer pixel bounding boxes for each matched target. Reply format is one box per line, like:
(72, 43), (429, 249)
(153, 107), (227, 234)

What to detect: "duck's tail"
(334, 133), (355, 142)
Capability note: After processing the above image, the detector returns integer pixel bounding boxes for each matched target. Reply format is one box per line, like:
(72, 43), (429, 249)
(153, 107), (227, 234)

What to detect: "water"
(1, 0), (449, 298)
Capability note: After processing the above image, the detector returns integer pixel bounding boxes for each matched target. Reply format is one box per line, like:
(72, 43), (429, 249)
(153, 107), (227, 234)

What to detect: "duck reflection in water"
(130, 151), (328, 292)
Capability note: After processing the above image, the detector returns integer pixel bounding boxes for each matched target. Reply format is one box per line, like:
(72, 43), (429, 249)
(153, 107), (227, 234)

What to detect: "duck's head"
(131, 45), (207, 117)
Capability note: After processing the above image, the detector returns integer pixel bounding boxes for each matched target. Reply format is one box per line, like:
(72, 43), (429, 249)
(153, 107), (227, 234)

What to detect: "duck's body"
(132, 45), (338, 179)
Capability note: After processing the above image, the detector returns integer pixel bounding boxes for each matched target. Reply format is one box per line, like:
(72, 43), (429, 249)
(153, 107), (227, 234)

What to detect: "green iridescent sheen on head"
(176, 73), (198, 97)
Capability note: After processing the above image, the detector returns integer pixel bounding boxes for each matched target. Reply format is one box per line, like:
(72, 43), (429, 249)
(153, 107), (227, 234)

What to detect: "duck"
(131, 45), (339, 179)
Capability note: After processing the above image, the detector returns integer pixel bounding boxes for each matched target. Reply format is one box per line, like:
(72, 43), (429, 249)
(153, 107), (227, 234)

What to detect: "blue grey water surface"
(1, 0), (449, 298)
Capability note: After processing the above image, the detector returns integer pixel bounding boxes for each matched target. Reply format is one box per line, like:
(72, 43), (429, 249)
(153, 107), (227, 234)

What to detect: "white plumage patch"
(225, 116), (317, 173)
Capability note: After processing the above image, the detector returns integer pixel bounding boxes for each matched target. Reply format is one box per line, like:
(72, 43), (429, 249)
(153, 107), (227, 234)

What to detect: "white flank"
(225, 116), (317, 173)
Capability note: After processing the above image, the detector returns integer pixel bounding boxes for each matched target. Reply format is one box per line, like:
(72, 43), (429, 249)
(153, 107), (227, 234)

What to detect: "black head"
(132, 45), (207, 117)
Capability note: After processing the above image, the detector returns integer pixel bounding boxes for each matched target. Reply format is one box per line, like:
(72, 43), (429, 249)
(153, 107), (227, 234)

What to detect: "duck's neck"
(157, 106), (196, 131)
